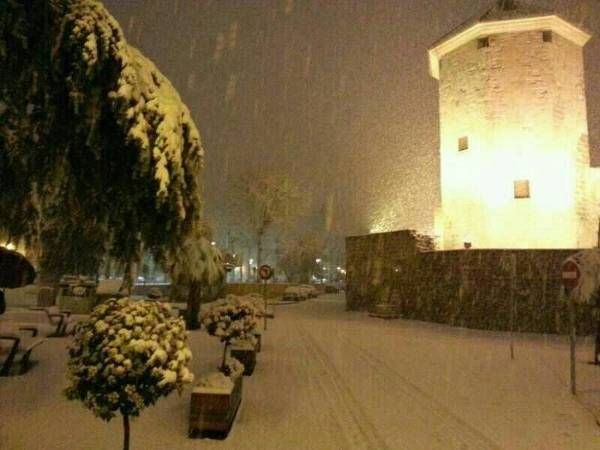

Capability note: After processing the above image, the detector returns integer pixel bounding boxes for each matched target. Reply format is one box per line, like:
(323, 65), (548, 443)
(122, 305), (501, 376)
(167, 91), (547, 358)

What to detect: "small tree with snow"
(168, 227), (226, 330)
(65, 298), (193, 450)
(200, 296), (258, 368)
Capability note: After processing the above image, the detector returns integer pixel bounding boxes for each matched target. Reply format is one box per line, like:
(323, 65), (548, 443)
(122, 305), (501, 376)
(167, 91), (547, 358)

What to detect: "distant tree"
(231, 173), (308, 277)
(0, 0), (204, 290)
(279, 235), (324, 283)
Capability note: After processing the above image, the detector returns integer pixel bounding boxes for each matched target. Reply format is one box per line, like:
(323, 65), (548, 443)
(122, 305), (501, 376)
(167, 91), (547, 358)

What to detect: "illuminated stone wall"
(434, 28), (599, 249)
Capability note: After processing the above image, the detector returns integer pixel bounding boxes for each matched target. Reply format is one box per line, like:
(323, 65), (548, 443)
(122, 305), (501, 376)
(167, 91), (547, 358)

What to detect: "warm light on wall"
(432, 22), (600, 250)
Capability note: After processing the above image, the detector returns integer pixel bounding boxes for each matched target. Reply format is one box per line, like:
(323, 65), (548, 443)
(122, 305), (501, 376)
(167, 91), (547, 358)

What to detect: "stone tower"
(429, 1), (600, 250)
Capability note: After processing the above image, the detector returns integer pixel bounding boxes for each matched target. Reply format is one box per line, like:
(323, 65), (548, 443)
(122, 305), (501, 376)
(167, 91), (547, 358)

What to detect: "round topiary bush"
(65, 297), (194, 450)
(200, 295), (258, 365)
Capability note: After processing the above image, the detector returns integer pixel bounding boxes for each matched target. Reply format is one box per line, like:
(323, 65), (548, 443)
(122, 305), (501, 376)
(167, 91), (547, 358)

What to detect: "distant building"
(429, 1), (600, 249)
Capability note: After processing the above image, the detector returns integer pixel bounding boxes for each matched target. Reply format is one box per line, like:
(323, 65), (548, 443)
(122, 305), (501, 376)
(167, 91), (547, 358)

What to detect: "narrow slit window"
(477, 37), (489, 49)
(514, 180), (530, 199)
(542, 30), (553, 43)
(458, 136), (469, 151)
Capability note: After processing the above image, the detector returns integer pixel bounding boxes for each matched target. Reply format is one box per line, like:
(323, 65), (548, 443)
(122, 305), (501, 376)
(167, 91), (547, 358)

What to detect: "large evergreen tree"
(0, 0), (204, 286)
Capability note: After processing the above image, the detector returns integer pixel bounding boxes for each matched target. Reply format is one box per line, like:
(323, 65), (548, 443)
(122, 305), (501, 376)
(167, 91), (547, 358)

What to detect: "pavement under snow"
(2, 294), (600, 449)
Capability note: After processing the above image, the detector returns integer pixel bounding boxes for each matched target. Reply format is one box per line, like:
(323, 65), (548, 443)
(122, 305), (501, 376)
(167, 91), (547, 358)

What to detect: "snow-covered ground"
(2, 294), (600, 449)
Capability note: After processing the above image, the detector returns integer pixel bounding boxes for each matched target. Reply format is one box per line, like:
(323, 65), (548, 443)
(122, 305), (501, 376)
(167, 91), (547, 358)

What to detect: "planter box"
(189, 376), (242, 439)
(58, 295), (96, 314)
(230, 347), (256, 376)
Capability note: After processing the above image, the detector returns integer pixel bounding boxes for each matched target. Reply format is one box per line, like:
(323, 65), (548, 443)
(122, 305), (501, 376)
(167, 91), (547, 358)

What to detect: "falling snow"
(101, 0), (600, 241)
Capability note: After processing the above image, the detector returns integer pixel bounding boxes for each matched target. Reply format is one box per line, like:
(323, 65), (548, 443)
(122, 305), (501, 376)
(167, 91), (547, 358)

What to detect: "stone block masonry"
(346, 231), (595, 335)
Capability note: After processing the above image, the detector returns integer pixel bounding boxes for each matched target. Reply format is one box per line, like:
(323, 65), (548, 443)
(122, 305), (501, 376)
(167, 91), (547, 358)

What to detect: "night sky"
(103, 0), (600, 240)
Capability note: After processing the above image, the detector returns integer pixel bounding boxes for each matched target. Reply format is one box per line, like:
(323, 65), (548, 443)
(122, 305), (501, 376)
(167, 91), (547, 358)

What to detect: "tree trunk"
(120, 261), (135, 296)
(256, 231), (264, 282)
(120, 242), (143, 296)
(36, 267), (60, 306)
(221, 342), (229, 368)
(122, 414), (130, 450)
(186, 281), (202, 330)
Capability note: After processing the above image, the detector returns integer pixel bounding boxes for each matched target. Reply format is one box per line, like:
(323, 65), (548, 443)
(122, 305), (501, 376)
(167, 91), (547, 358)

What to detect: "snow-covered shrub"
(230, 336), (258, 349)
(194, 372), (234, 394)
(245, 293), (266, 315)
(200, 295), (258, 345)
(201, 295), (258, 366)
(65, 298), (194, 423)
(219, 357), (244, 379)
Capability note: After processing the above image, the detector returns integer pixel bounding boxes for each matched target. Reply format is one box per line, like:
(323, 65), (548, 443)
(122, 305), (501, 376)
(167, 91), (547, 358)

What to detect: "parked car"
(324, 284), (339, 294)
(298, 285), (318, 298)
(282, 286), (306, 302)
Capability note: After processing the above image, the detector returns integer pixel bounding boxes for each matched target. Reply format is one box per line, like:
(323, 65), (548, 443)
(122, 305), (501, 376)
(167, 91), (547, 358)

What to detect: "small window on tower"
(542, 30), (553, 43)
(477, 37), (490, 49)
(458, 136), (469, 151)
(514, 180), (530, 199)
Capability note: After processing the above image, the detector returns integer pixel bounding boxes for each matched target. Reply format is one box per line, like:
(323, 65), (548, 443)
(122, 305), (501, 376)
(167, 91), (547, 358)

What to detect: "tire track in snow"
(296, 322), (392, 450)
(338, 333), (502, 450)
(283, 316), (353, 449)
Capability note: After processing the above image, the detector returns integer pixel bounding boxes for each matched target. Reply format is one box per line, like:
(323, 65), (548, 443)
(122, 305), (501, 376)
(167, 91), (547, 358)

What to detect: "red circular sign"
(561, 260), (581, 290)
(259, 264), (273, 280)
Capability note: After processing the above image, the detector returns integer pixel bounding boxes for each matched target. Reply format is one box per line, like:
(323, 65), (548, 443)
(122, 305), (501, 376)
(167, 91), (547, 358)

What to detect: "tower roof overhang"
(428, 15), (591, 80)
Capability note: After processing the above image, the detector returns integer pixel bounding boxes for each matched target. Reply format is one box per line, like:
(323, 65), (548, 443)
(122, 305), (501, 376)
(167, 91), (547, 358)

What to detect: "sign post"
(561, 260), (581, 396)
(509, 253), (516, 360)
(258, 264), (273, 331)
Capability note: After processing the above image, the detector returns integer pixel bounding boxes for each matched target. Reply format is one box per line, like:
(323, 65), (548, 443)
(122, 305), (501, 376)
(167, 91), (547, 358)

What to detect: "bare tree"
(279, 234), (324, 283)
(231, 173), (308, 277)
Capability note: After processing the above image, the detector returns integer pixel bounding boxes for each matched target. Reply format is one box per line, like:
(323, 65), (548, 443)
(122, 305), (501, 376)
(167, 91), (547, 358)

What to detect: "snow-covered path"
(2, 294), (600, 449)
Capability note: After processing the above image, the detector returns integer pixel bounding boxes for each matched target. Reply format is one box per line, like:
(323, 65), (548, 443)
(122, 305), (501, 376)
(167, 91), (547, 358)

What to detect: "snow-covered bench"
(2, 307), (70, 337)
(0, 321), (46, 376)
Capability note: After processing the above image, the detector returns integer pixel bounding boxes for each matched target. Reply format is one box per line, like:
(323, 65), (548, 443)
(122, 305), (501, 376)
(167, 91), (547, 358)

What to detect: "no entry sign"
(259, 264), (273, 281)
(561, 260), (581, 290)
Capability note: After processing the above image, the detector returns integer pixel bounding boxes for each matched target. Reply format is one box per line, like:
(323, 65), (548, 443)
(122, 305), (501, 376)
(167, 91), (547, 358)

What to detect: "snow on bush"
(65, 298), (193, 421)
(201, 295), (259, 345)
(192, 357), (244, 394)
(63, 0), (203, 212)
(194, 372), (233, 394)
(230, 336), (258, 349)
(219, 356), (244, 379)
(245, 292), (266, 315)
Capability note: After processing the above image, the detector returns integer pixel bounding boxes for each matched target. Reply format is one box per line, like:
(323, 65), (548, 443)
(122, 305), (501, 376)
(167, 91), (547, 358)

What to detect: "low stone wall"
(394, 249), (595, 335)
(346, 231), (595, 334)
(346, 230), (426, 310)
(224, 283), (291, 299)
